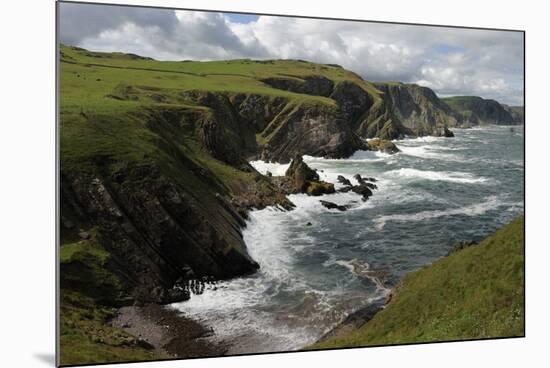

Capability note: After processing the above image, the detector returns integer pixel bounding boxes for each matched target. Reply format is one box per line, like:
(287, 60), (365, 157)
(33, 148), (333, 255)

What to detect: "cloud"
(59, 3), (524, 105)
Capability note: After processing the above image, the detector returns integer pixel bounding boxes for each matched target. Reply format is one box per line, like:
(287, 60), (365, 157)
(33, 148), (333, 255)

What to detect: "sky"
(59, 2), (524, 105)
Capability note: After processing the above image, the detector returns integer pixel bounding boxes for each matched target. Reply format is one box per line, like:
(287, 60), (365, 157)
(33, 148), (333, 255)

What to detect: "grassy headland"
(58, 44), (523, 364)
(311, 216), (524, 349)
(58, 44), (384, 365)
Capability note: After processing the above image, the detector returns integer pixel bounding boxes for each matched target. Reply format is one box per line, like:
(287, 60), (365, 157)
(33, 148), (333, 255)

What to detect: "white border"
(1, 1), (548, 367)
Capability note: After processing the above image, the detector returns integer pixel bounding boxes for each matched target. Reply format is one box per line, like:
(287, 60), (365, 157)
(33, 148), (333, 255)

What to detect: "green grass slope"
(60, 44), (381, 115)
(311, 216), (524, 349)
(59, 43), (386, 185)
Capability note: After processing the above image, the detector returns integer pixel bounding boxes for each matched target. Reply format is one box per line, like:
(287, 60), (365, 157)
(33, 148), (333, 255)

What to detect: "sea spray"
(172, 126), (524, 353)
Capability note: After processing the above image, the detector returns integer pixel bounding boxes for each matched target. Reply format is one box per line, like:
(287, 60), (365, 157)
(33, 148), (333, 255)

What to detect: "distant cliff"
(503, 104), (525, 124)
(374, 82), (460, 135)
(442, 96), (519, 125)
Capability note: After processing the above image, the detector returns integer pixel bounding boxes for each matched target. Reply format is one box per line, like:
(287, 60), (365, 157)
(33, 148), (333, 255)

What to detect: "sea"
(171, 125), (524, 354)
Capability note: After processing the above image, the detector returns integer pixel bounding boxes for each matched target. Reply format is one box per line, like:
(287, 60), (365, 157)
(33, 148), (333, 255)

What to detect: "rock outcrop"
(60, 106), (293, 305)
(320, 200), (348, 211)
(366, 139), (400, 153)
(272, 155), (335, 196)
(261, 75), (334, 97)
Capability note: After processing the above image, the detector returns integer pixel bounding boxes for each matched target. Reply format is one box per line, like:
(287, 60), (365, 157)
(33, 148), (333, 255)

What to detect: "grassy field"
(59, 43), (386, 187)
(310, 216), (524, 349)
(60, 44), (383, 115)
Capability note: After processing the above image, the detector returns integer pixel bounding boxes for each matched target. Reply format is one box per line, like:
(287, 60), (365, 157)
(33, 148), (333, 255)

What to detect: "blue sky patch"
(226, 13), (259, 24)
(433, 43), (466, 54)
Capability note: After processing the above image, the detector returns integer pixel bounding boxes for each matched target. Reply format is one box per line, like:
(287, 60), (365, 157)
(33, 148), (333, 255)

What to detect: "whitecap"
(396, 135), (445, 143)
(373, 195), (503, 230)
(387, 168), (489, 184)
(397, 145), (462, 161)
(250, 160), (290, 176)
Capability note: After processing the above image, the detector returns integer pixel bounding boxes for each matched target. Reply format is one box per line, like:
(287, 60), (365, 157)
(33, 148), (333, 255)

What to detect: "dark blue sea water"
(171, 125), (524, 354)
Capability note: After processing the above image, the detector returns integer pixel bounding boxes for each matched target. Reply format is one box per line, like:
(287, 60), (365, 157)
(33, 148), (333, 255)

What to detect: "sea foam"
(373, 195), (503, 230)
(388, 168), (489, 184)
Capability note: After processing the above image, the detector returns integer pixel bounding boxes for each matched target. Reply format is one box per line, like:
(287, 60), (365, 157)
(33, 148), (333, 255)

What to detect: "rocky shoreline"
(59, 46), (523, 364)
(313, 238), (483, 346)
(111, 304), (227, 359)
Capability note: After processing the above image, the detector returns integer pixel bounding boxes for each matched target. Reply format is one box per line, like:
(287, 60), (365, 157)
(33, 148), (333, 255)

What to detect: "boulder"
(436, 126), (455, 137)
(443, 127), (455, 137)
(353, 174), (366, 184)
(363, 182), (378, 190)
(351, 184), (373, 201)
(306, 181), (336, 196)
(278, 155), (335, 196)
(337, 175), (352, 187)
(285, 154), (319, 192)
(320, 200), (348, 211)
(366, 139), (400, 154)
(338, 186), (353, 193)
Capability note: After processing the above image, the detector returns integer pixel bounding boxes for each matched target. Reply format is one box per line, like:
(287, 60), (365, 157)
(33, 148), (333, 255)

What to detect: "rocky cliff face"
(60, 106), (292, 305)
(261, 76), (335, 97)
(373, 83), (460, 135)
(442, 96), (516, 125)
(182, 89), (366, 164)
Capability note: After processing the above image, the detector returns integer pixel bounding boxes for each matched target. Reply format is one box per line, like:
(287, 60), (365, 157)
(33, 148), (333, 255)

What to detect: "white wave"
(170, 207), (346, 353)
(330, 259), (390, 294)
(250, 160), (290, 176)
(387, 168), (489, 184)
(398, 144), (462, 161)
(373, 195), (503, 230)
(302, 150), (389, 164)
(396, 135), (445, 143)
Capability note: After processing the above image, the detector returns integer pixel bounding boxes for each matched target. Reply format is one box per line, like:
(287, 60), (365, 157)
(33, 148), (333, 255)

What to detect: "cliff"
(503, 104), (525, 124)
(60, 44), (522, 307)
(59, 44), (522, 365)
(442, 96), (517, 125)
(374, 82), (460, 135)
(310, 216), (524, 349)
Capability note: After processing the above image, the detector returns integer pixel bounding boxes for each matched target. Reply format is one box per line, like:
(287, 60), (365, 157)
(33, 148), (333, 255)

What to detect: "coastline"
(309, 216), (525, 350)
(57, 44), (524, 363)
(111, 304), (227, 360)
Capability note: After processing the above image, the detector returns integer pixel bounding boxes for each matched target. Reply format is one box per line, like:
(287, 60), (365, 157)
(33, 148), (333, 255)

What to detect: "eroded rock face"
(271, 155), (335, 196)
(261, 76), (335, 97)
(61, 162), (261, 304)
(260, 103), (365, 163)
(374, 83), (460, 135)
(330, 81), (374, 127)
